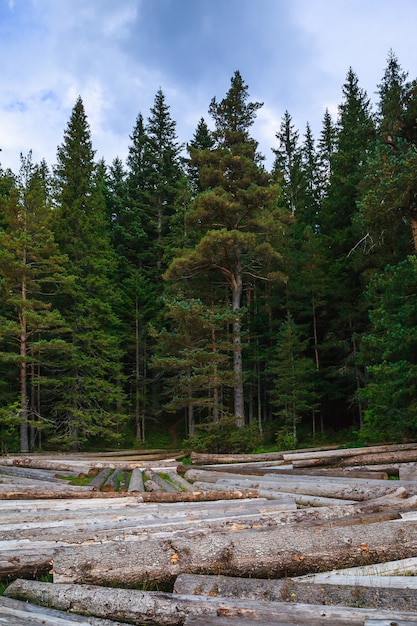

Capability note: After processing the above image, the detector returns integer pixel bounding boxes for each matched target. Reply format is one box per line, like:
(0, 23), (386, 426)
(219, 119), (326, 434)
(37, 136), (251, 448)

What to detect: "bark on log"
(292, 450), (417, 468)
(165, 471), (195, 492)
(192, 480), (356, 506)
(174, 572), (417, 611)
(185, 468), (416, 501)
(283, 442), (417, 463)
(191, 481), (300, 505)
(190, 446), (341, 465)
(128, 468), (144, 492)
(6, 580), (417, 626)
(0, 595), (130, 626)
(51, 517), (417, 585)
(0, 466), (74, 482)
(295, 555), (417, 579)
(0, 482), (258, 501)
(88, 468), (113, 491)
(102, 468), (123, 492)
(145, 470), (181, 493)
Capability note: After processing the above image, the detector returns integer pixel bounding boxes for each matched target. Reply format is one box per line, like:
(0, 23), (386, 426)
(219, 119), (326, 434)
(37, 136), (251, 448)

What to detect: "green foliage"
(360, 256), (417, 441)
(186, 416), (262, 454)
(0, 401), (20, 453)
(270, 313), (320, 444)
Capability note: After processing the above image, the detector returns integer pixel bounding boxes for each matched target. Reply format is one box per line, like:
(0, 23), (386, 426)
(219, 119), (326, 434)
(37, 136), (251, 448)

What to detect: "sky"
(1, 0), (417, 173)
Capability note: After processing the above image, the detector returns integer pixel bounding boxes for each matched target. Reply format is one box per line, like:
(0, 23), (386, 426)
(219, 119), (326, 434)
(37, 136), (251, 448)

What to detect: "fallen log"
(102, 468), (123, 492)
(0, 595), (130, 626)
(145, 470), (181, 493)
(190, 445), (341, 465)
(174, 572), (417, 610)
(283, 442), (417, 463)
(191, 481), (300, 506)
(295, 555), (417, 579)
(51, 517), (417, 585)
(6, 580), (417, 626)
(128, 467), (144, 492)
(292, 449), (417, 468)
(0, 482), (259, 501)
(88, 468), (113, 491)
(185, 468), (416, 501)
(0, 465), (75, 482)
(165, 471), (195, 492)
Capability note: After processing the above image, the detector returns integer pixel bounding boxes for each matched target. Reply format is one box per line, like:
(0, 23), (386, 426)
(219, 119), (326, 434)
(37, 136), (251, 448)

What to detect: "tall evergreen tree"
(272, 111), (304, 216)
(270, 313), (319, 446)
(166, 71), (283, 427)
(317, 69), (375, 429)
(359, 52), (416, 260)
(0, 153), (68, 451)
(52, 97), (126, 449)
(360, 255), (417, 441)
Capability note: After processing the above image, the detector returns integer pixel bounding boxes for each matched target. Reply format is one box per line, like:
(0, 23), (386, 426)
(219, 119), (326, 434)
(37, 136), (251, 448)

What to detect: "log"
(292, 449), (417, 468)
(295, 555), (417, 579)
(283, 442), (417, 463)
(88, 468), (113, 491)
(174, 572), (417, 610)
(51, 517), (417, 585)
(0, 465), (73, 482)
(0, 482), (259, 501)
(400, 462), (417, 481)
(191, 480), (300, 503)
(0, 595), (130, 626)
(6, 580), (417, 626)
(165, 471), (195, 492)
(128, 468), (144, 492)
(145, 470), (181, 493)
(102, 468), (123, 492)
(185, 468), (417, 501)
(192, 480), (356, 506)
(190, 446), (341, 465)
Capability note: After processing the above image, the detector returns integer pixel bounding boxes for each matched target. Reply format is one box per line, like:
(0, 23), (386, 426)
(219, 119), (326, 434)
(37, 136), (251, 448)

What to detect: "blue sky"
(1, 0), (417, 172)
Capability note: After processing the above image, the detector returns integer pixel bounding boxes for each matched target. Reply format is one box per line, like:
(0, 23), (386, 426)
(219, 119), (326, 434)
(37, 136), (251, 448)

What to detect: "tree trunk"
(0, 596), (129, 626)
(128, 468), (145, 492)
(232, 268), (244, 426)
(174, 572), (417, 611)
(51, 518), (417, 586)
(6, 580), (417, 626)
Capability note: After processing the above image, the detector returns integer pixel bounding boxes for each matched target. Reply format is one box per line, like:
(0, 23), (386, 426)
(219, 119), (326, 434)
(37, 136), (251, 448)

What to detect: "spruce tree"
(359, 52), (416, 260)
(318, 69), (375, 429)
(52, 97), (126, 449)
(0, 153), (68, 451)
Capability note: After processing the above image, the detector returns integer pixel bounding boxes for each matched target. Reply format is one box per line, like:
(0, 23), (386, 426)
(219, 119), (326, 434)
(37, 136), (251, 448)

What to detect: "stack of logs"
(2, 443), (417, 625)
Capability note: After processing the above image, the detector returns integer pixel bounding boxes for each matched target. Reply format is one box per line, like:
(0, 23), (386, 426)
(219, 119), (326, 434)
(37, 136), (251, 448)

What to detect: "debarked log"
(6, 580), (417, 626)
(173, 572), (417, 611)
(51, 517), (417, 585)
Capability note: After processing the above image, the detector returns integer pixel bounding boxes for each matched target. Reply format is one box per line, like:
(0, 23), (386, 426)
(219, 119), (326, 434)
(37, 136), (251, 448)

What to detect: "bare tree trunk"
(19, 274), (29, 454)
(232, 268), (244, 427)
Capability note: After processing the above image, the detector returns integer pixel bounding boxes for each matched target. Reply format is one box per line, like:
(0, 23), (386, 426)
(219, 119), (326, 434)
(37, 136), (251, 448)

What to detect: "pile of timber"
(3, 443), (417, 625)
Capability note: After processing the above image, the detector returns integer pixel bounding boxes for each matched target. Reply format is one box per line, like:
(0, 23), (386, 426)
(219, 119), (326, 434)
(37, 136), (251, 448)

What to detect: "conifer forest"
(1, 51), (416, 453)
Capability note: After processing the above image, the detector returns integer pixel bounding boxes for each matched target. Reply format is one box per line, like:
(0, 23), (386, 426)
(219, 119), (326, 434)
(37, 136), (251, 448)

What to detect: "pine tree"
(52, 97), (126, 449)
(165, 71), (283, 427)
